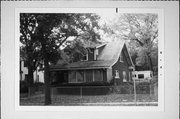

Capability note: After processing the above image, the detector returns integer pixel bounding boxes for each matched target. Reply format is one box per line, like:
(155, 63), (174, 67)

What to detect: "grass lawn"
(20, 93), (158, 106)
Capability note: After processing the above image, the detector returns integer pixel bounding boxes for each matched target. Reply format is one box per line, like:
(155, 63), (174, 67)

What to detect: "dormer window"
(120, 52), (123, 62)
(82, 54), (88, 61)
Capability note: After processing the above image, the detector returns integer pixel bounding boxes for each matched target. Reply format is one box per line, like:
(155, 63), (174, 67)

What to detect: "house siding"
(112, 51), (131, 85)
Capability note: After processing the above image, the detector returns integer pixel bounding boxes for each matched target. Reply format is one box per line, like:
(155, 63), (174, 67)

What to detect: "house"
(20, 59), (44, 83)
(49, 39), (134, 87)
(132, 70), (153, 83)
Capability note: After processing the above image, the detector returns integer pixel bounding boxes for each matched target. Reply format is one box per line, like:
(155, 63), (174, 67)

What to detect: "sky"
(96, 12), (118, 25)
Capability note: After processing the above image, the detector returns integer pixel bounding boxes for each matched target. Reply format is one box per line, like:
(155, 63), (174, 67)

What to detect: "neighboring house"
(20, 59), (44, 83)
(50, 39), (134, 86)
(132, 70), (153, 83)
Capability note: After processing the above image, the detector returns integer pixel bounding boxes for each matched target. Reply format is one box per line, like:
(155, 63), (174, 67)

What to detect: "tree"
(20, 13), (101, 105)
(101, 13), (158, 72)
(37, 13), (101, 105)
(20, 14), (40, 86)
(126, 14), (158, 72)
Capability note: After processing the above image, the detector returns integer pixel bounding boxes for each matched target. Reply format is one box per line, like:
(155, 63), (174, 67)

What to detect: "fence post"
(149, 82), (152, 95)
(133, 79), (137, 105)
(80, 86), (82, 100)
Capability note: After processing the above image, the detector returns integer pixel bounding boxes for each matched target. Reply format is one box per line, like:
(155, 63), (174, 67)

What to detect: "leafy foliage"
(101, 13), (158, 72)
(20, 13), (101, 105)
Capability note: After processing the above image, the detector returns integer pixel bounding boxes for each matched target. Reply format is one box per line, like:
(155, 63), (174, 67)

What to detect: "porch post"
(84, 70), (86, 82)
(92, 70), (94, 82)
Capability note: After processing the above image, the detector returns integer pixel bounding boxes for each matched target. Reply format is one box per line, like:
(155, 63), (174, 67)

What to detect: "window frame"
(76, 70), (84, 83)
(115, 70), (120, 79)
(123, 71), (127, 82)
(138, 74), (144, 79)
(68, 71), (77, 83)
(94, 69), (103, 82)
(82, 53), (88, 61)
(69, 70), (85, 83)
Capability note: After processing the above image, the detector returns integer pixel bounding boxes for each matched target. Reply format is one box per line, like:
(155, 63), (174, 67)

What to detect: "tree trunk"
(40, 34), (51, 105)
(147, 54), (153, 72)
(44, 57), (51, 105)
(27, 60), (34, 86)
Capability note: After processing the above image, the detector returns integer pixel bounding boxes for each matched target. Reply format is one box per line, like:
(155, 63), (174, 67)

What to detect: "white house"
(132, 70), (153, 82)
(20, 60), (44, 83)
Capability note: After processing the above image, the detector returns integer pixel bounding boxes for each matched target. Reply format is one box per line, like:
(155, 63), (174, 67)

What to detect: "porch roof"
(50, 60), (114, 71)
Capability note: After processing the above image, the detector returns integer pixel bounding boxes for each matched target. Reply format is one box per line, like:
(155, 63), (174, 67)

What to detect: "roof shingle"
(50, 39), (126, 71)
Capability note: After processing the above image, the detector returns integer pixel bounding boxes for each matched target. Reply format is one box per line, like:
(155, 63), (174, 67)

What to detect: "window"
(123, 71), (127, 82)
(150, 73), (153, 78)
(115, 70), (120, 79)
(94, 70), (102, 81)
(51, 72), (57, 83)
(85, 70), (93, 82)
(120, 52), (123, 62)
(138, 74), (144, 79)
(82, 54), (88, 61)
(69, 70), (84, 83)
(76, 71), (84, 83)
(68, 71), (76, 83)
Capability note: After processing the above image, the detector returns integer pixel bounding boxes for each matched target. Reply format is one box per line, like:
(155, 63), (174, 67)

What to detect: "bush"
(82, 81), (111, 86)
(32, 82), (44, 87)
(51, 81), (111, 87)
(20, 81), (28, 93)
(51, 81), (112, 95)
(136, 83), (150, 94)
(20, 81), (44, 93)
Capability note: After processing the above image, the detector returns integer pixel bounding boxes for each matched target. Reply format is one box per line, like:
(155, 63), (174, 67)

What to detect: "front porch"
(50, 69), (108, 85)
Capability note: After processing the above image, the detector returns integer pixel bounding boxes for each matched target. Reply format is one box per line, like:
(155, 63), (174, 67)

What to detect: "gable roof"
(50, 39), (134, 71)
(97, 39), (125, 61)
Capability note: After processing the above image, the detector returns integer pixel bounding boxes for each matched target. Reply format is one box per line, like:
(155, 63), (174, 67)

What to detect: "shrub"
(51, 81), (112, 95)
(20, 81), (44, 93)
(32, 82), (44, 87)
(51, 81), (111, 87)
(20, 81), (28, 93)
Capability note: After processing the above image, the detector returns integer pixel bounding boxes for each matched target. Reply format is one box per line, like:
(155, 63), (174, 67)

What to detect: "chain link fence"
(50, 82), (158, 105)
(20, 82), (158, 106)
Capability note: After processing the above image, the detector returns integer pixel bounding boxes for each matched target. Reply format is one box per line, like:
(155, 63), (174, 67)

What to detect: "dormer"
(81, 43), (107, 61)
